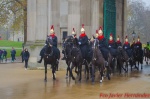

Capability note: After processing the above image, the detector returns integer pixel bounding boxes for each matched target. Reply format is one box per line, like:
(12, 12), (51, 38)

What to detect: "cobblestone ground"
(0, 61), (150, 99)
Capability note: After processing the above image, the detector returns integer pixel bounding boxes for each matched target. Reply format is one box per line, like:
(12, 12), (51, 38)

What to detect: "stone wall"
(27, 0), (126, 68)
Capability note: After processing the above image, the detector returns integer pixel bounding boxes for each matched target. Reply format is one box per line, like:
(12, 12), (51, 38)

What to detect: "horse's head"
(64, 36), (73, 43)
(92, 39), (99, 49)
(45, 37), (53, 54)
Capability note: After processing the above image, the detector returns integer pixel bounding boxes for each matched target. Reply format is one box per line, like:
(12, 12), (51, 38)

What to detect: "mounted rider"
(123, 36), (132, 58)
(78, 24), (89, 60)
(61, 28), (77, 60)
(97, 27), (109, 66)
(135, 36), (142, 50)
(115, 35), (122, 48)
(108, 33), (117, 57)
(37, 25), (59, 63)
(131, 38), (136, 50)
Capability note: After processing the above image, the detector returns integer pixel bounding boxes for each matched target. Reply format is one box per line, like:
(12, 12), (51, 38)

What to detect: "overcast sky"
(142, 0), (150, 6)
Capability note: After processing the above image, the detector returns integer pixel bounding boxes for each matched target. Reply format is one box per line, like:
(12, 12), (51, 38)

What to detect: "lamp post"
(132, 30), (136, 39)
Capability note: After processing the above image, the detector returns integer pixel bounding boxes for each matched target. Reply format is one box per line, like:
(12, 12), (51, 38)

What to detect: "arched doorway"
(104, 0), (116, 41)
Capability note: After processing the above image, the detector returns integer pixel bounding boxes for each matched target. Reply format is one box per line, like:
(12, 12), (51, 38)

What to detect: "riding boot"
(37, 56), (43, 63)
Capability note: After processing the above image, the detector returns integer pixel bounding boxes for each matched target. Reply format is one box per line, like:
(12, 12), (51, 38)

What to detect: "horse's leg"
(79, 64), (82, 82)
(44, 63), (47, 82)
(100, 67), (104, 83)
(91, 64), (95, 84)
(52, 64), (56, 80)
(85, 62), (89, 81)
(70, 63), (75, 80)
(66, 61), (70, 78)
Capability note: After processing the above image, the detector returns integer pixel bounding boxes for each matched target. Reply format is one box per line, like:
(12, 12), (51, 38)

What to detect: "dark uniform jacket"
(136, 41), (142, 50)
(116, 41), (122, 48)
(108, 40), (117, 57)
(46, 34), (57, 48)
(123, 42), (132, 57)
(98, 35), (109, 61)
(78, 33), (89, 59)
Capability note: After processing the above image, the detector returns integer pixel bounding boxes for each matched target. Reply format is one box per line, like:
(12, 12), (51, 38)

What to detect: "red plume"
(99, 26), (102, 30)
(96, 30), (98, 33)
(110, 33), (113, 37)
(73, 28), (75, 32)
(51, 25), (54, 30)
(82, 24), (84, 28)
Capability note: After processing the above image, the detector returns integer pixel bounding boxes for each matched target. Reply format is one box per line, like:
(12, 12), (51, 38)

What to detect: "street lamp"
(132, 31), (136, 39)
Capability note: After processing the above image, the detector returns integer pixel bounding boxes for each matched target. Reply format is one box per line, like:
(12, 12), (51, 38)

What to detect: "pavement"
(0, 61), (150, 99)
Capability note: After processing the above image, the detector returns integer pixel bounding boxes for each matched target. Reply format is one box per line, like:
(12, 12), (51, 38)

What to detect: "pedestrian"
(23, 48), (30, 70)
(20, 49), (25, 62)
(3, 49), (7, 62)
(0, 49), (2, 62)
(11, 47), (16, 62)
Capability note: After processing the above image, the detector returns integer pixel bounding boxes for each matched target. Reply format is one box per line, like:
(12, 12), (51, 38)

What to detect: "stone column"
(51, 0), (60, 43)
(36, 0), (48, 41)
(26, 0), (50, 68)
(27, 0), (36, 42)
(68, 0), (80, 36)
(80, 0), (91, 37)
(123, 0), (127, 42)
(91, 0), (100, 35)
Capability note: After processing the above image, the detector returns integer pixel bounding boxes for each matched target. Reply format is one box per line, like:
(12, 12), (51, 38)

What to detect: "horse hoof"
(66, 75), (68, 79)
(72, 77), (75, 80)
(53, 77), (56, 80)
(92, 82), (95, 85)
(100, 80), (102, 83)
(44, 79), (47, 82)
(102, 77), (104, 81)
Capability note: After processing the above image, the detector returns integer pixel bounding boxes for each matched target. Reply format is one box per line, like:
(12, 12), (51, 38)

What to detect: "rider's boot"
(37, 56), (43, 63)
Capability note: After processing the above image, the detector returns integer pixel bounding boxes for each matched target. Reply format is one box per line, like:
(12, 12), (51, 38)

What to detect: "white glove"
(109, 45), (111, 48)
(137, 46), (139, 48)
(78, 42), (81, 45)
(125, 46), (127, 49)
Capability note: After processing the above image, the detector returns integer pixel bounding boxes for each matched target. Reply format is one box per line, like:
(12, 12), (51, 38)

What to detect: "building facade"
(26, 0), (127, 67)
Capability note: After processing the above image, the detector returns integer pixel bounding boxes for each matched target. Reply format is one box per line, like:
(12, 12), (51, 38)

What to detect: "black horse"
(69, 41), (83, 81)
(63, 36), (75, 78)
(43, 37), (60, 81)
(116, 46), (129, 74)
(90, 39), (105, 83)
(132, 46), (143, 70)
(144, 47), (150, 65)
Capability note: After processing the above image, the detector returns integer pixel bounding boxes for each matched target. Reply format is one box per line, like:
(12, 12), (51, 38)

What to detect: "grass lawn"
(0, 40), (23, 48)
(0, 40), (23, 58)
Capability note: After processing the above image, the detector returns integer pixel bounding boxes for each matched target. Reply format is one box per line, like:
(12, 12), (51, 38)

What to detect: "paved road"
(0, 62), (150, 99)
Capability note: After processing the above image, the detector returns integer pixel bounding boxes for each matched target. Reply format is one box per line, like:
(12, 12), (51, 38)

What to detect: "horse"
(116, 46), (129, 74)
(43, 37), (60, 81)
(90, 39), (105, 83)
(63, 36), (75, 78)
(132, 46), (143, 70)
(69, 39), (83, 81)
(143, 47), (150, 65)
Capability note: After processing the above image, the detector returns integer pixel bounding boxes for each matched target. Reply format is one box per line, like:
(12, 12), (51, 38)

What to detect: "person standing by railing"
(23, 48), (30, 70)
(11, 47), (16, 62)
